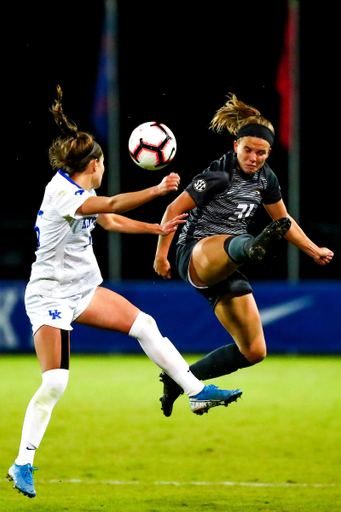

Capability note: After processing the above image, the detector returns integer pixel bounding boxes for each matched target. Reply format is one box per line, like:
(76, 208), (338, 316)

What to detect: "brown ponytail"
(48, 86), (102, 174)
(210, 93), (274, 136)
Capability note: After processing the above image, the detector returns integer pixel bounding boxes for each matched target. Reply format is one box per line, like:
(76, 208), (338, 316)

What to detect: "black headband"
(236, 124), (274, 147)
(79, 141), (100, 163)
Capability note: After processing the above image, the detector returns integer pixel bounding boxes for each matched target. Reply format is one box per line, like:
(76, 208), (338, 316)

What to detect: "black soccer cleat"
(244, 217), (291, 261)
(159, 372), (184, 417)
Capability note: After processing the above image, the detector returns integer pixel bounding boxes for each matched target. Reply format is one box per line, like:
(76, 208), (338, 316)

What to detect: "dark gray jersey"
(178, 151), (282, 244)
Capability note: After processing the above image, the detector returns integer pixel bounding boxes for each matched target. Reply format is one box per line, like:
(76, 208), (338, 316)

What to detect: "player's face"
(234, 137), (271, 174)
(93, 156), (105, 189)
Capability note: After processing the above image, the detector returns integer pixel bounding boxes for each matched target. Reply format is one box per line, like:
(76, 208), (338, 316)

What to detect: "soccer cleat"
(189, 384), (242, 415)
(159, 372), (184, 417)
(244, 217), (291, 261)
(7, 463), (37, 498)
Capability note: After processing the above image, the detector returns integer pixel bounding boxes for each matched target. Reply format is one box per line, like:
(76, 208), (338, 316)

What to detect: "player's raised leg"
(160, 293), (264, 416)
(76, 286), (242, 414)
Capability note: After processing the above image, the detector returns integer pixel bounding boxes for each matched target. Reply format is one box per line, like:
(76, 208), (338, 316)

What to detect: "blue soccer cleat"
(189, 384), (242, 415)
(7, 463), (38, 498)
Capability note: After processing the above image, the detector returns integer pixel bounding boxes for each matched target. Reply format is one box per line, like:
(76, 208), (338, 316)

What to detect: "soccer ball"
(128, 121), (177, 170)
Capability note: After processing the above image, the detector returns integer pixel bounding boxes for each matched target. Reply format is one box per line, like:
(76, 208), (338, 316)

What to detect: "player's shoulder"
(261, 161), (277, 179)
(207, 150), (235, 173)
(187, 152), (233, 199)
(47, 170), (87, 196)
(55, 170), (82, 189)
(201, 151), (234, 181)
(201, 151), (234, 187)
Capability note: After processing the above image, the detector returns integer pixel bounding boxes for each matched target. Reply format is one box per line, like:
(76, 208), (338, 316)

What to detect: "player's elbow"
(165, 198), (183, 219)
(97, 214), (116, 231)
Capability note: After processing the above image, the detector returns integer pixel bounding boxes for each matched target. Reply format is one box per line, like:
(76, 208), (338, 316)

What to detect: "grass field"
(0, 353), (340, 511)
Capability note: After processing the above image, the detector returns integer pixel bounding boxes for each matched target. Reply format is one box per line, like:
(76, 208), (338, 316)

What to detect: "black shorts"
(175, 241), (253, 310)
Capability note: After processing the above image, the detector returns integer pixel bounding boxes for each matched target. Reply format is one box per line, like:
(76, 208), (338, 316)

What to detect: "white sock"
(15, 369), (69, 466)
(129, 311), (204, 396)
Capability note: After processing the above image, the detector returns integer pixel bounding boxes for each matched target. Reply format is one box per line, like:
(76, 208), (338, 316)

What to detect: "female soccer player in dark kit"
(154, 93), (333, 417)
(7, 87), (242, 498)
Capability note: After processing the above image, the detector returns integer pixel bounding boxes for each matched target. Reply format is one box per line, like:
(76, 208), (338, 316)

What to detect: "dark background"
(2, 1), (340, 283)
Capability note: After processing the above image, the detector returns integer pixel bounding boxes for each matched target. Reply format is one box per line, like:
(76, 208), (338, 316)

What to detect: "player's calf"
(224, 218), (291, 264)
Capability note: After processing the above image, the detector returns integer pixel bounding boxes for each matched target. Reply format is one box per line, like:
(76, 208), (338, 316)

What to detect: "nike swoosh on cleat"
(259, 296), (314, 326)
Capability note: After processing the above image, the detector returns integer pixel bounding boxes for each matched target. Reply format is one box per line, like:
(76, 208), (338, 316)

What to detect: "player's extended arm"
(76, 173), (180, 215)
(97, 212), (187, 236)
(154, 191), (197, 279)
(264, 200), (334, 266)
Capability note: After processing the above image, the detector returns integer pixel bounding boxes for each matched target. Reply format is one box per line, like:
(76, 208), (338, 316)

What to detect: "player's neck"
(71, 168), (94, 191)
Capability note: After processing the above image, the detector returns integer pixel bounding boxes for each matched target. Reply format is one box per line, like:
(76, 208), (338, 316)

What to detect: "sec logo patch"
(193, 179), (207, 192)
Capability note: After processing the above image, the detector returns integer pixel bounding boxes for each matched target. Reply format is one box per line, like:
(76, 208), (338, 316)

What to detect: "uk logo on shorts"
(49, 309), (62, 320)
(193, 179), (207, 192)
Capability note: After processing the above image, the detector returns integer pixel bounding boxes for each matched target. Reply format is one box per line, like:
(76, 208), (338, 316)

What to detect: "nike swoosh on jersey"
(260, 296), (314, 326)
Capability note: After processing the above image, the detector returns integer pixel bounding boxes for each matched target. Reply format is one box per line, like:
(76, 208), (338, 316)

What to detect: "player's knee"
(140, 312), (158, 330)
(41, 369), (69, 401)
(129, 311), (160, 340)
(243, 345), (267, 364)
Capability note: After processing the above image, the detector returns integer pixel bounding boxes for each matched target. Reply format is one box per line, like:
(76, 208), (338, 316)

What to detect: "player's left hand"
(314, 248), (334, 265)
(157, 173), (181, 195)
(155, 213), (188, 235)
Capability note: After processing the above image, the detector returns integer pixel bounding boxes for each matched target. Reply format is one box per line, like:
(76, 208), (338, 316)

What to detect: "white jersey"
(27, 170), (103, 298)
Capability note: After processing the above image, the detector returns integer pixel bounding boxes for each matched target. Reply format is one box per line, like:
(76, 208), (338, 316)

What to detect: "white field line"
(1, 478), (339, 488)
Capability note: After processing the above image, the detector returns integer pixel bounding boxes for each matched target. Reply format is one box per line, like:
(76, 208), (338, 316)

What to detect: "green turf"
(0, 354), (340, 511)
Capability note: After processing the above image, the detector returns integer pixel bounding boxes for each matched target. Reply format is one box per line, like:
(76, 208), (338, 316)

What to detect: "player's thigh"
(190, 235), (239, 286)
(214, 293), (266, 362)
(75, 286), (140, 334)
(34, 325), (70, 373)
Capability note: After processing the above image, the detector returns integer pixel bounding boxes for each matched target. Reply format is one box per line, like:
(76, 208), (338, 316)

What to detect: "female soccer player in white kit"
(7, 87), (242, 498)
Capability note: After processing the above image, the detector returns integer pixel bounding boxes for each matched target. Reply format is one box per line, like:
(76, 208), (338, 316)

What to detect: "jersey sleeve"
(54, 183), (94, 219)
(185, 165), (229, 207)
(262, 167), (282, 205)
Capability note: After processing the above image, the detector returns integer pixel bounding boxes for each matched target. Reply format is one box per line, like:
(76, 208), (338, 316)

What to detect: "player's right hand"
(154, 257), (172, 279)
(157, 172), (181, 195)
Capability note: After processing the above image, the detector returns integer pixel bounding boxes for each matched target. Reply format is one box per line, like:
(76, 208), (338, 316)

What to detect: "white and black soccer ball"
(128, 122), (177, 170)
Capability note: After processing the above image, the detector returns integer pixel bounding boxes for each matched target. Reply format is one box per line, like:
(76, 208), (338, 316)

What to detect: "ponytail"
(48, 86), (102, 174)
(210, 93), (274, 137)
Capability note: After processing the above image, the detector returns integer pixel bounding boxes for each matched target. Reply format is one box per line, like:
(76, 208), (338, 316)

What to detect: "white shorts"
(25, 285), (98, 335)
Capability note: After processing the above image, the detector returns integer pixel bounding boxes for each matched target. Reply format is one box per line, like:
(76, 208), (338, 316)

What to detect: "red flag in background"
(275, 2), (299, 152)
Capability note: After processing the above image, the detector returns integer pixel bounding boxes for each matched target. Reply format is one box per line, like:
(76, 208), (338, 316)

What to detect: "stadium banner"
(0, 280), (340, 355)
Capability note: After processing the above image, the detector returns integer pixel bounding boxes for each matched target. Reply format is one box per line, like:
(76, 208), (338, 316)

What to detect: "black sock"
(189, 343), (254, 380)
(224, 234), (253, 264)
